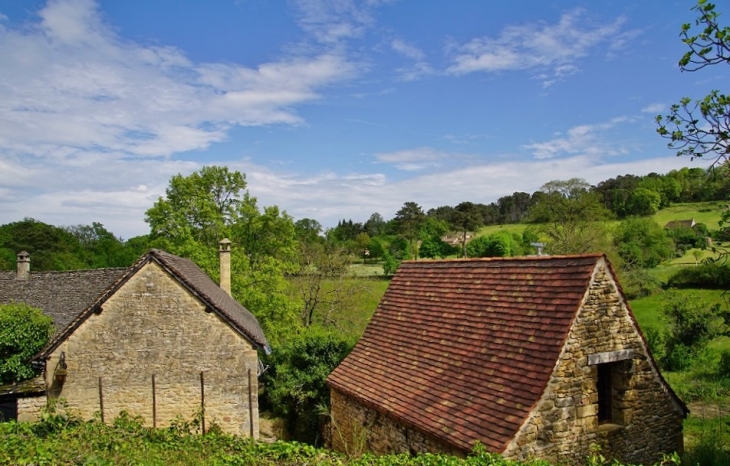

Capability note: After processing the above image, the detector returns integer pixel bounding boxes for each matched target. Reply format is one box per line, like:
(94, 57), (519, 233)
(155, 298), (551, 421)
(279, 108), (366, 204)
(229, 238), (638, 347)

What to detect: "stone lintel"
(587, 349), (634, 366)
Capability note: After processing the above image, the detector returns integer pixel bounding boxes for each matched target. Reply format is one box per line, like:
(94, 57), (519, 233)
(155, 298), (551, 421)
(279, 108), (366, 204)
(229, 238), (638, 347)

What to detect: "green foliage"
(620, 268), (663, 300)
(393, 202), (425, 259)
(666, 262), (730, 288)
(719, 349), (730, 378)
(262, 328), (354, 445)
(614, 218), (674, 268)
(0, 303), (54, 384)
(626, 188), (661, 216)
(382, 250), (401, 276)
(528, 178), (612, 255)
(660, 290), (728, 371)
(656, 0), (730, 168)
(420, 234), (457, 259)
(466, 232), (522, 258)
(145, 166), (300, 345)
(682, 415), (730, 466)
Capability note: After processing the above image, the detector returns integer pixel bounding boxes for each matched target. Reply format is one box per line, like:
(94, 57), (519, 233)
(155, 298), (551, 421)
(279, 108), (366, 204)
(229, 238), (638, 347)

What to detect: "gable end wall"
(43, 261), (260, 436)
(503, 261), (684, 465)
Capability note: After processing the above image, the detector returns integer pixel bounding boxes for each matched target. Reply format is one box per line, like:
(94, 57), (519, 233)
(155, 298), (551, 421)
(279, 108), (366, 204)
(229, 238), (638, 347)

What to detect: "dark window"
(597, 363), (613, 423)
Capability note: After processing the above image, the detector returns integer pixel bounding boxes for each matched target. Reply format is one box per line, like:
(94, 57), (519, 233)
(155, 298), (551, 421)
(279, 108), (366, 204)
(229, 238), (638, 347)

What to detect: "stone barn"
(0, 242), (269, 437)
(327, 255), (687, 465)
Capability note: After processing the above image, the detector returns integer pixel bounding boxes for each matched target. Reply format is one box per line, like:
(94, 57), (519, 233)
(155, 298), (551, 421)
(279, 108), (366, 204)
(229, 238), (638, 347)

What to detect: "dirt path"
(687, 402), (730, 419)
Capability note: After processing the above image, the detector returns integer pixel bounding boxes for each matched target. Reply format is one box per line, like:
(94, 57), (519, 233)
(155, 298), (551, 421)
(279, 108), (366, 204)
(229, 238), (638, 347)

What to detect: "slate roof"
(0, 268), (127, 335)
(327, 255), (607, 453)
(37, 249), (270, 358)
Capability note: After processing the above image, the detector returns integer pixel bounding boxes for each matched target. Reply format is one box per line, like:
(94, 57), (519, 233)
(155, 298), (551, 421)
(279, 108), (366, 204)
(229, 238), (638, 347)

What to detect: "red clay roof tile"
(327, 254), (603, 453)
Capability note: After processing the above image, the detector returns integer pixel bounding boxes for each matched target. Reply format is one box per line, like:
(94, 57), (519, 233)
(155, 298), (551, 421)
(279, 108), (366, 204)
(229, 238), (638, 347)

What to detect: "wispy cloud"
(446, 9), (625, 86)
(641, 103), (665, 113)
(522, 117), (633, 159)
(391, 38), (434, 81)
(0, 0), (357, 159)
(373, 147), (453, 171)
(291, 0), (388, 45)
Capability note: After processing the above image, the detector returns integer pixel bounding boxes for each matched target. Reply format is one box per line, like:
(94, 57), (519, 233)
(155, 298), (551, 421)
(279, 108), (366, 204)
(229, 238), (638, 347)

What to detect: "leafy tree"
(528, 179), (612, 255)
(294, 218), (323, 244)
(394, 202), (425, 260)
(0, 303), (54, 384)
(0, 219), (87, 271)
(625, 188), (661, 216)
(659, 290), (729, 370)
(381, 250), (401, 276)
(419, 235), (456, 259)
(466, 231), (522, 258)
(497, 192), (532, 224)
(145, 166), (299, 344)
(451, 202), (482, 257)
(363, 212), (387, 238)
(262, 328), (353, 444)
(614, 218), (674, 269)
(656, 0), (730, 168)
(293, 243), (351, 327)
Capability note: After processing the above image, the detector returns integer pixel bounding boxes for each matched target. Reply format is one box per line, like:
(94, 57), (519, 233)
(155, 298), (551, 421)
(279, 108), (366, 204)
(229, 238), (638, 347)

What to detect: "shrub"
(666, 263), (730, 289)
(262, 328), (354, 445)
(719, 350), (730, 378)
(659, 291), (727, 371)
(0, 303), (54, 384)
(620, 269), (662, 300)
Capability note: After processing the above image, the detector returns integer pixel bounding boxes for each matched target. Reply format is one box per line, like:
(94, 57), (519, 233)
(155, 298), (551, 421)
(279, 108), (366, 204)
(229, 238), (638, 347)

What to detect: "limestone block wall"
(16, 395), (47, 422)
(44, 261), (260, 437)
(330, 389), (459, 457)
(502, 264), (684, 465)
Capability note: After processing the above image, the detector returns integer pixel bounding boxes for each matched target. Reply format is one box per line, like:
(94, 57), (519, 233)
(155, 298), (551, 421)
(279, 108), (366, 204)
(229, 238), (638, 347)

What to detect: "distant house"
(0, 242), (269, 437)
(327, 255), (687, 465)
(664, 218), (696, 229)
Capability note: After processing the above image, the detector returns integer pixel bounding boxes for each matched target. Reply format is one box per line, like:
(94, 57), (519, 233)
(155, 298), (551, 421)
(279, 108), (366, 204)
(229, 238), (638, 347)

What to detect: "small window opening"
(597, 363), (613, 423)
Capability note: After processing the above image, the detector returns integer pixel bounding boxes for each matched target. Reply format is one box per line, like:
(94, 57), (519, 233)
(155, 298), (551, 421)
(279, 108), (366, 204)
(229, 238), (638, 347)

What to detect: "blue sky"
(0, 0), (724, 239)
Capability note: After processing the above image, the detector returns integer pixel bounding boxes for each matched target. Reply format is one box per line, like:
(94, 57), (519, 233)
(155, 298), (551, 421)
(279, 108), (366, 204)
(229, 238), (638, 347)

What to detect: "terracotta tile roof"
(0, 268), (127, 335)
(29, 249), (269, 360)
(327, 255), (603, 453)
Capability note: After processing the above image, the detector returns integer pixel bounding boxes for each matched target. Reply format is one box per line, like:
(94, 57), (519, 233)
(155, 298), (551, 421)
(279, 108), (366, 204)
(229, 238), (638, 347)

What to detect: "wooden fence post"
(200, 371), (205, 434)
(98, 377), (104, 423)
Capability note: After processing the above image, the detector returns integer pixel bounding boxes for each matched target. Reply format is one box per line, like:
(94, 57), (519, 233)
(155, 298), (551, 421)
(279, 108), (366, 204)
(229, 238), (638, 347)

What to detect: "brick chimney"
(17, 251), (30, 280)
(218, 239), (231, 296)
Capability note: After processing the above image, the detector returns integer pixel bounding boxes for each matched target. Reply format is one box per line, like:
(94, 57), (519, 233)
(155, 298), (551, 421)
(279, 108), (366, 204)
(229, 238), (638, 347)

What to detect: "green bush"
(666, 263), (730, 289)
(719, 350), (730, 378)
(0, 302), (54, 384)
(620, 269), (662, 300)
(659, 291), (727, 371)
(262, 328), (354, 445)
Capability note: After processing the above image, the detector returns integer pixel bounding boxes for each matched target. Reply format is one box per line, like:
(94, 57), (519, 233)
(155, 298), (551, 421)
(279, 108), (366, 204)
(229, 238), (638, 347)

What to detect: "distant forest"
(1, 165), (728, 272)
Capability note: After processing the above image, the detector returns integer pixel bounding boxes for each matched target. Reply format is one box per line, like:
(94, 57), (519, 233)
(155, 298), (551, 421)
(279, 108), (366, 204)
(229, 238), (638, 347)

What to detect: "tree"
(293, 242), (351, 327)
(625, 187), (661, 216)
(451, 202), (482, 257)
(261, 327), (353, 445)
(656, 0), (730, 168)
(659, 290), (729, 370)
(528, 179), (612, 255)
(614, 218), (674, 269)
(364, 212), (387, 238)
(394, 202), (425, 260)
(145, 166), (299, 344)
(294, 218), (323, 244)
(0, 303), (54, 384)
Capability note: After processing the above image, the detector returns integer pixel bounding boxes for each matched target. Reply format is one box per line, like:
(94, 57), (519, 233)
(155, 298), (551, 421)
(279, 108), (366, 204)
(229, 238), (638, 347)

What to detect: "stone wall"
(502, 262), (684, 465)
(330, 389), (460, 457)
(17, 394), (47, 422)
(44, 261), (260, 437)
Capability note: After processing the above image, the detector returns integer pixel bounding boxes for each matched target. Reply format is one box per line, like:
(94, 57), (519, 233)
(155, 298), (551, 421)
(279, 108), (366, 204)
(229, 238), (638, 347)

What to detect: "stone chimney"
(219, 239), (231, 296)
(17, 251), (30, 280)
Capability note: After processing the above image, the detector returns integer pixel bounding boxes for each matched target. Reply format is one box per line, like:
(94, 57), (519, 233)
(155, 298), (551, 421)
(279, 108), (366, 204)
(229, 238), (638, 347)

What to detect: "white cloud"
(446, 9), (625, 86)
(0, 0), (356, 161)
(522, 117), (634, 159)
(391, 38), (434, 81)
(292, 0), (382, 45)
(641, 103), (665, 113)
(373, 147), (453, 171)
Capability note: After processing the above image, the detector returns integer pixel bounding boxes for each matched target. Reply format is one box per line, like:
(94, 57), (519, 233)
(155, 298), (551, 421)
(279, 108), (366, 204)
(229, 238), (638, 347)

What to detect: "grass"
(629, 289), (728, 332)
(652, 201), (726, 229)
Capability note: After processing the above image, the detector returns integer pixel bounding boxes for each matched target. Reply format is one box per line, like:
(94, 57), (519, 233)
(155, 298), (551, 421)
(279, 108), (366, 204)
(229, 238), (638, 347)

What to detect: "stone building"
(0, 242), (269, 437)
(327, 255), (688, 465)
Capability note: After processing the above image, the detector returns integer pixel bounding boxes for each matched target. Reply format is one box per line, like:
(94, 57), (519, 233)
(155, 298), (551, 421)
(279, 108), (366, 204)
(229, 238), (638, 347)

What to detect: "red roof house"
(327, 255), (687, 465)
